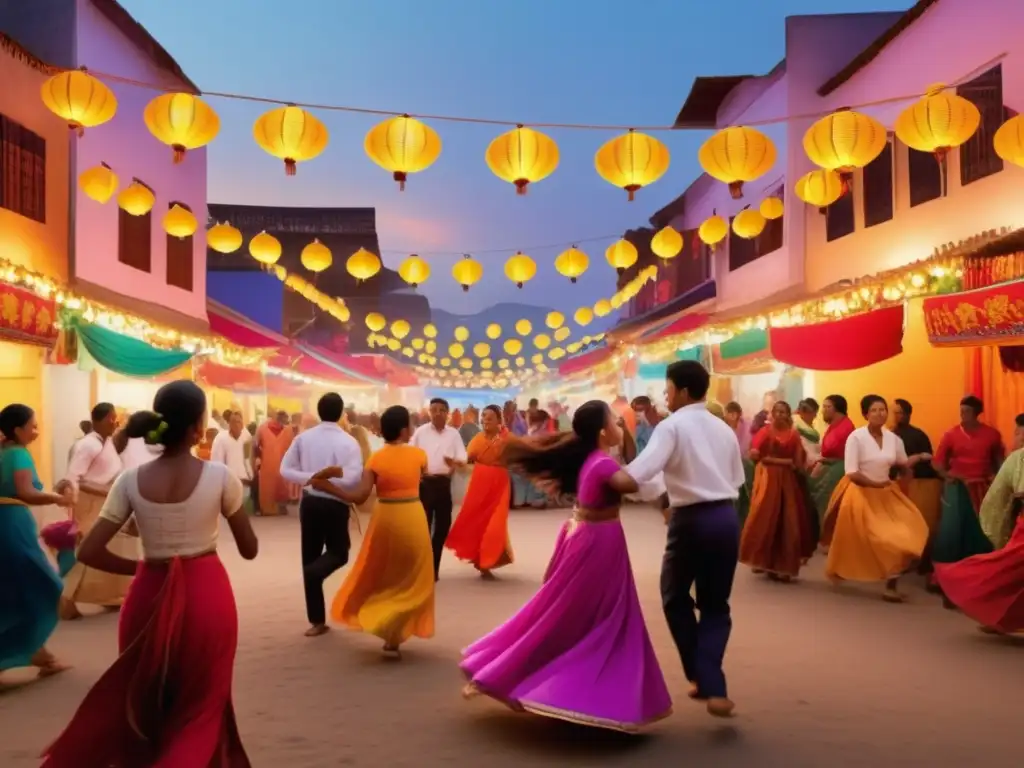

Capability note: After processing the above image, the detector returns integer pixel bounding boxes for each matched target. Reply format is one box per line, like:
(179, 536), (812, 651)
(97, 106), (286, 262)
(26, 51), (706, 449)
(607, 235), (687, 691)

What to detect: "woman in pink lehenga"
(460, 400), (671, 732)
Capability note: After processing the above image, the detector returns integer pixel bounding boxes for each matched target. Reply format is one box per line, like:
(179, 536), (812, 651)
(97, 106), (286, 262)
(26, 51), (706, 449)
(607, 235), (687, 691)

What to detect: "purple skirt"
(460, 517), (672, 731)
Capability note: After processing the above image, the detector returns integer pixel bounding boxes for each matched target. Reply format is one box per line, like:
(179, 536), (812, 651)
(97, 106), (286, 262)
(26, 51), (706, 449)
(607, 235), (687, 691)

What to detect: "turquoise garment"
(635, 422), (654, 455)
(0, 445), (62, 670)
(70, 315), (192, 377)
(932, 480), (994, 564)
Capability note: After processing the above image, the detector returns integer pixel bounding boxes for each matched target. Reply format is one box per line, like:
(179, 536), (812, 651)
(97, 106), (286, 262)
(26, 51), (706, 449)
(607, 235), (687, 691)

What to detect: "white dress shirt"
(279, 422), (364, 500)
(626, 402), (745, 507)
(64, 432), (122, 498)
(211, 430), (252, 481)
(411, 423), (468, 476)
(845, 426), (907, 484)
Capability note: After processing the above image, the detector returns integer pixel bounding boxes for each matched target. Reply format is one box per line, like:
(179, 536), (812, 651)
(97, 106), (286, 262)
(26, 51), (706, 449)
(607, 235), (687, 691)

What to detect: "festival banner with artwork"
(0, 281), (58, 346)
(922, 279), (1024, 347)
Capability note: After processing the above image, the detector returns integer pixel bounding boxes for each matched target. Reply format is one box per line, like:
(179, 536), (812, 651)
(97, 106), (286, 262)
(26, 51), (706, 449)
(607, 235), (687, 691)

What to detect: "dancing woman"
(821, 395), (929, 603)
(445, 404), (513, 578)
(460, 401), (671, 732)
(808, 394), (855, 525)
(43, 381), (258, 766)
(326, 406), (435, 657)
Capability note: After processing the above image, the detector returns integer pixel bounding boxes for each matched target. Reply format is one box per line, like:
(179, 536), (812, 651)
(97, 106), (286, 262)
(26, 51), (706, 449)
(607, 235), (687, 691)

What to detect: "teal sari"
(932, 479), (995, 563)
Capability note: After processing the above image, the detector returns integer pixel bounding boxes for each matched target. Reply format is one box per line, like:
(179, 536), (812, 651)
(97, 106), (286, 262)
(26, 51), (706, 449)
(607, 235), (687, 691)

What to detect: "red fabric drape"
(559, 346), (613, 376)
(768, 305), (905, 371)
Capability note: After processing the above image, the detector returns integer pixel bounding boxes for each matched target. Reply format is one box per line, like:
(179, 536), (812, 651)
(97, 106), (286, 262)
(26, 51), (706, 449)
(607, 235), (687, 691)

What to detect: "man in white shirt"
(280, 392), (364, 637)
(411, 397), (467, 580)
(625, 360), (745, 718)
(212, 410), (252, 492)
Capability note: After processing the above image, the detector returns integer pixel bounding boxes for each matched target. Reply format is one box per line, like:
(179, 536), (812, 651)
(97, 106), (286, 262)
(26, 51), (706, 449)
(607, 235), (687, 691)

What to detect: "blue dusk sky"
(119, 0), (909, 315)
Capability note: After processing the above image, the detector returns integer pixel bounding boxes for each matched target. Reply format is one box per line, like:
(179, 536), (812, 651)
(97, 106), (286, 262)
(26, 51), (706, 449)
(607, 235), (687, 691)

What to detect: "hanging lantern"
(480, 359), (494, 370)
(698, 126), (777, 199)
(163, 204), (198, 239)
(498, 359), (510, 370)
(485, 125), (559, 194)
(249, 231), (282, 265)
(40, 69), (117, 135)
(391, 319), (411, 339)
(759, 196), (784, 220)
(454, 326), (470, 342)
(534, 334), (551, 350)
(365, 312), (386, 332)
(423, 323), (437, 338)
(473, 342), (491, 358)
(803, 109), (886, 188)
(253, 105), (329, 175)
(594, 129), (670, 201)
(364, 114), (441, 190)
(117, 181), (155, 216)
(549, 348), (566, 360)
(504, 251), (536, 288)
(594, 299), (612, 317)
(894, 83), (980, 161)
(554, 245), (589, 284)
(78, 163), (119, 204)
(386, 338), (401, 352)
(401, 347), (415, 358)
(554, 326), (570, 342)
(605, 239), (638, 274)
(486, 323), (502, 340)
(650, 226), (683, 261)
(398, 254), (431, 287)
(411, 338), (425, 350)
(301, 239), (333, 273)
(448, 343), (464, 358)
(732, 208), (766, 239)
(503, 338), (522, 355)
(568, 342), (582, 354)
(460, 358), (473, 369)
(795, 169), (844, 208)
(206, 222), (243, 254)
(574, 307), (594, 326)
(451, 254), (483, 292)
(515, 319), (532, 336)
(346, 247), (381, 281)
(143, 92), (220, 163)
(610, 294), (624, 309)
(515, 356), (526, 367)
(994, 115), (1024, 167)
(425, 340), (437, 353)
(698, 214), (729, 247)
(440, 357), (451, 367)
(545, 311), (564, 329)
(531, 353), (544, 365)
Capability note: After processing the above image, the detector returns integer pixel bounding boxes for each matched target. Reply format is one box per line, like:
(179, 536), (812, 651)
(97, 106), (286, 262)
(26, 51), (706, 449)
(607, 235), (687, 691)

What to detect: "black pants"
(300, 494), (350, 625)
(420, 475), (453, 579)
(661, 499), (739, 700)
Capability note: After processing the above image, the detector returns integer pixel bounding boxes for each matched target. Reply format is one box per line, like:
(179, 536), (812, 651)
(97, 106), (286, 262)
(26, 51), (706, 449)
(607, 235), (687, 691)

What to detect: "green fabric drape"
(67, 315), (193, 377)
(720, 328), (769, 359)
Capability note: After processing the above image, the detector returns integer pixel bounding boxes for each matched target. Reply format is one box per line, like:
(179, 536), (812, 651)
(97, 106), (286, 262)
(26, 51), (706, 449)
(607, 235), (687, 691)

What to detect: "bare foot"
(304, 624), (330, 637)
(31, 650), (71, 678)
(382, 643), (402, 659)
(882, 589), (904, 603)
(462, 683), (481, 699)
(707, 697), (735, 718)
(59, 598), (82, 621)
(478, 569), (496, 581)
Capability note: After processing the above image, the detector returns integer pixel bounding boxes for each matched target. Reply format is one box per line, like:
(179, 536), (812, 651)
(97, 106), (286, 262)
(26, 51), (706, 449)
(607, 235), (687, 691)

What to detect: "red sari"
(739, 425), (814, 577)
(445, 432), (513, 571)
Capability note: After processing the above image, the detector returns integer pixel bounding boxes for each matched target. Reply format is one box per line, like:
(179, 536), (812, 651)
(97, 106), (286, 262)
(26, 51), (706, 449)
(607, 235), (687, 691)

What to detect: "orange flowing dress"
(257, 422), (293, 516)
(739, 425), (815, 577)
(445, 432), (514, 571)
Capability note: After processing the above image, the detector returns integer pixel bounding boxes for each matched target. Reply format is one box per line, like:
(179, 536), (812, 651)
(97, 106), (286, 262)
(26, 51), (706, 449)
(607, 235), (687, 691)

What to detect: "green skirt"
(931, 480), (994, 564)
(809, 459), (845, 525)
(736, 458), (756, 527)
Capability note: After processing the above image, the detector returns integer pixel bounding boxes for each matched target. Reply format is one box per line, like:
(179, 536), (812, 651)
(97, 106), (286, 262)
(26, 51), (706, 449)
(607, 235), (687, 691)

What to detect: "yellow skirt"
(330, 497), (435, 646)
(824, 477), (929, 583)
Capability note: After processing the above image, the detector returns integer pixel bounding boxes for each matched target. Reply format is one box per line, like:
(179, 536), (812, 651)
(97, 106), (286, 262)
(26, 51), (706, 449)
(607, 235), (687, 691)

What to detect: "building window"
(958, 64), (1004, 186)
(0, 114), (46, 224)
(166, 201), (194, 291)
(825, 187), (855, 241)
(118, 180), (153, 272)
(907, 145), (944, 207)
(728, 218), (759, 271)
(863, 140), (894, 227)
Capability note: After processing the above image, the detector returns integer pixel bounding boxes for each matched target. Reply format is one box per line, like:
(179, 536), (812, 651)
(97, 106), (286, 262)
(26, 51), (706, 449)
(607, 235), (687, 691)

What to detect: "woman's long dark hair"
(124, 380), (206, 451)
(502, 400), (609, 495)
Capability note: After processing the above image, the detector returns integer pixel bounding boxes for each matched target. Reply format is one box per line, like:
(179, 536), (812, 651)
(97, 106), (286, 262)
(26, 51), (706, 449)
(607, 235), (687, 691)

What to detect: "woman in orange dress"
(446, 404), (513, 578)
(255, 412), (293, 516)
(739, 401), (815, 581)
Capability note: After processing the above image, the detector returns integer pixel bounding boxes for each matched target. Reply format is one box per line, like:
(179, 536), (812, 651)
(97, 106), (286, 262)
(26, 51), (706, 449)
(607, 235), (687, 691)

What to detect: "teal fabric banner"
(720, 328), (768, 360)
(68, 315), (193, 377)
(677, 345), (705, 362)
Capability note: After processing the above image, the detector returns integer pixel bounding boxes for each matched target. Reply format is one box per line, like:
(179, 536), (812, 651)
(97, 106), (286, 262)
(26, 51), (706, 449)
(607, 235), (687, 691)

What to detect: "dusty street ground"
(1, 506), (1021, 767)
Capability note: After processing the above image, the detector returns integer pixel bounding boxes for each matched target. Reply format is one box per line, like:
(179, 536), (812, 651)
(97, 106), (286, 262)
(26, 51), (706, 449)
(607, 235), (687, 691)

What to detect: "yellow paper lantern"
(398, 254), (430, 287)
(605, 239), (638, 274)
(504, 251), (536, 288)
(401, 347), (415, 358)
(554, 246), (589, 283)
(143, 92), (220, 163)
(386, 338), (401, 352)
(206, 221), (243, 254)
(453, 326), (470, 342)
(759, 196), (785, 220)
(365, 312), (386, 332)
(994, 115), (1024, 167)
(594, 299), (612, 317)
(452, 254), (483, 292)
(486, 324), (502, 340)
(545, 311), (564, 329)
(411, 338), (425, 350)
(253, 105), (329, 175)
(459, 358), (473, 370)
(391, 319), (411, 339)
(300, 239), (333, 273)
(425, 340), (437, 353)
(698, 214), (729, 247)
(554, 326), (570, 342)
(503, 338), (522, 355)
(594, 129), (670, 201)
(117, 181), (155, 216)
(895, 83), (980, 159)
(498, 359), (510, 370)
(803, 109), (886, 183)
(346, 247), (381, 281)
(531, 353), (544, 364)
(515, 319), (532, 336)
(567, 342), (581, 353)
(364, 114), (441, 190)
(549, 348), (566, 360)
(163, 204), (198, 239)
(40, 69), (117, 134)
(698, 126), (777, 199)
(651, 226), (683, 261)
(732, 208), (766, 239)
(515, 356), (526, 366)
(534, 334), (551, 350)
(423, 323), (437, 338)
(473, 342), (490, 358)
(480, 359), (493, 370)
(79, 163), (119, 204)
(610, 294), (623, 309)
(448, 343), (464, 358)
(795, 169), (844, 208)
(440, 357), (452, 367)
(485, 125), (559, 194)
(249, 231), (282, 265)
(574, 307), (594, 326)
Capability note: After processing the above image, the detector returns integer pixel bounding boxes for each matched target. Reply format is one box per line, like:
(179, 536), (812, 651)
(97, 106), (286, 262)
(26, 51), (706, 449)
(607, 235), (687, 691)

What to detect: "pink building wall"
(72, 0), (208, 322)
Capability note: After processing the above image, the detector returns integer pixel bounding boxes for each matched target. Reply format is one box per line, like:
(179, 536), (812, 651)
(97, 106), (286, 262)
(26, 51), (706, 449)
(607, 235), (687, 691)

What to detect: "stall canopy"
(559, 342), (615, 376)
(208, 300), (287, 350)
(770, 305), (905, 370)
(637, 312), (709, 344)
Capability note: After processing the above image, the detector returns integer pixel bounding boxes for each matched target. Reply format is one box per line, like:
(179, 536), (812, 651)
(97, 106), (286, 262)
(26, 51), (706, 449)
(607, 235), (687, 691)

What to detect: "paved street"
(1, 507), (1021, 767)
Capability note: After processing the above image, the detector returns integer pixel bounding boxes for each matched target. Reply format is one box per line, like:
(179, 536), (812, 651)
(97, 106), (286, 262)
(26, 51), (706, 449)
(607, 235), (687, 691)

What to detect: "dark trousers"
(300, 494), (351, 625)
(420, 475), (453, 579)
(661, 499), (740, 699)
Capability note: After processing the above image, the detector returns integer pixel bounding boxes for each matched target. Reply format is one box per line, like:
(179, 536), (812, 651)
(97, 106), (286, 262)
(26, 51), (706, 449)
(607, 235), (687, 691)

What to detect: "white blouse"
(844, 426), (908, 484)
(99, 461), (244, 559)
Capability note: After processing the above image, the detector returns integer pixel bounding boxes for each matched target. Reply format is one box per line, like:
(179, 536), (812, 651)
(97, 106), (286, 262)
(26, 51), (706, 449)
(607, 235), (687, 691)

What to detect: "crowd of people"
(0, 359), (1021, 763)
